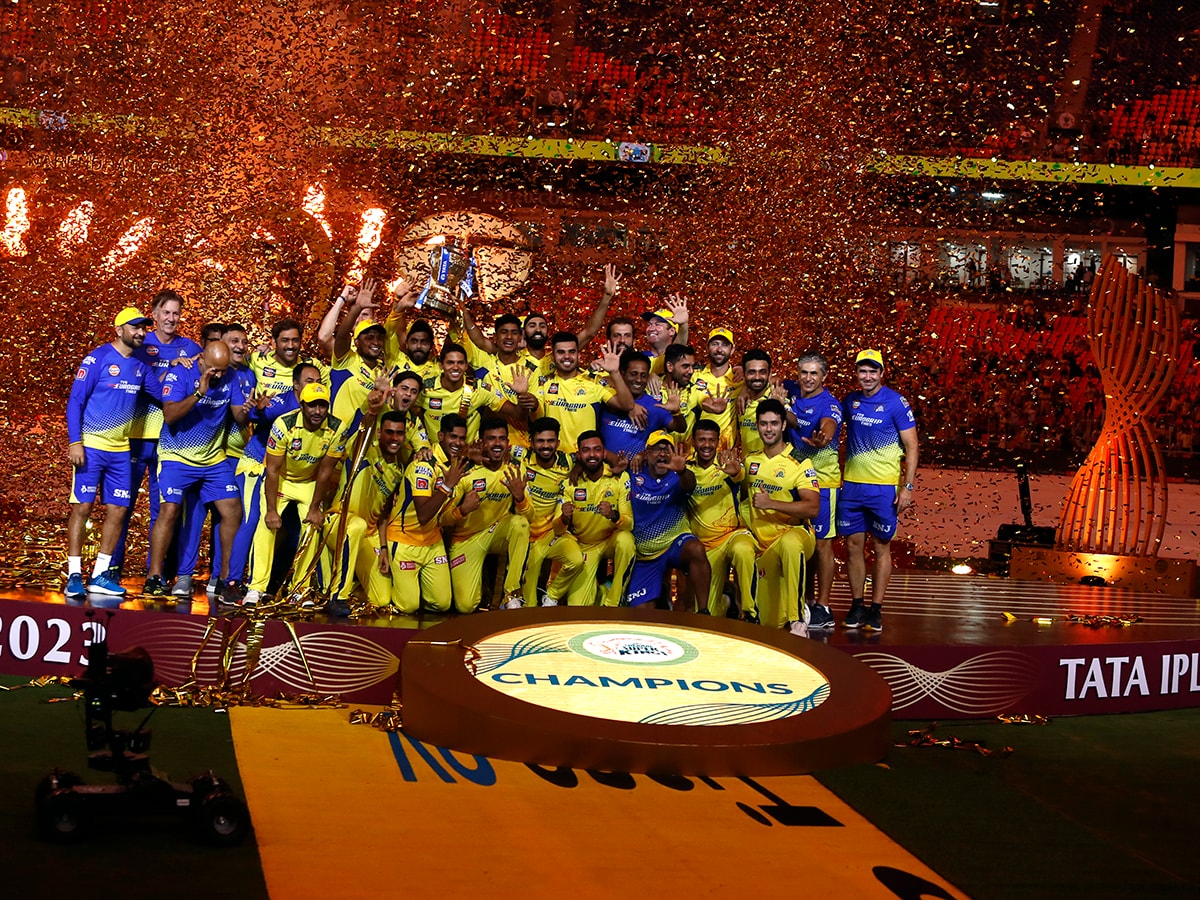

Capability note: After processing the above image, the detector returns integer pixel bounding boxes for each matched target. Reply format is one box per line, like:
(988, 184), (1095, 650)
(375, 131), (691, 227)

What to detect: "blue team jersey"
(67, 344), (163, 452)
(130, 332), (202, 440)
(786, 386), (843, 488)
(629, 469), (689, 560)
(599, 394), (674, 458)
(158, 367), (238, 467)
(226, 365), (257, 459)
(842, 385), (916, 485)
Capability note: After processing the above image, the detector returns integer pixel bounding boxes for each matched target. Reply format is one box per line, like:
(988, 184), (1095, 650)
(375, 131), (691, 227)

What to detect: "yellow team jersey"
(385, 446), (451, 547)
(693, 365), (738, 446)
(418, 376), (512, 442)
(737, 391), (770, 455)
(524, 451), (573, 540)
(686, 462), (745, 549)
(249, 351), (330, 398)
(741, 449), (819, 550)
(441, 462), (532, 540)
(383, 311), (442, 382)
(561, 472), (632, 546)
(330, 348), (399, 430)
(264, 410), (349, 482)
(343, 444), (404, 530)
(533, 372), (616, 453)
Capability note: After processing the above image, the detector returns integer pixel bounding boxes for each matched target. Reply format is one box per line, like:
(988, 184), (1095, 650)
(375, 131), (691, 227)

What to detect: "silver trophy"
(416, 235), (475, 317)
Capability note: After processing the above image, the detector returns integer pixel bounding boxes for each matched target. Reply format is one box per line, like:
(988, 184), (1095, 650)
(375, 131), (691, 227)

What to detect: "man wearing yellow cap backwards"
(837, 349), (919, 633)
(242, 381), (349, 606)
(64, 307), (164, 600)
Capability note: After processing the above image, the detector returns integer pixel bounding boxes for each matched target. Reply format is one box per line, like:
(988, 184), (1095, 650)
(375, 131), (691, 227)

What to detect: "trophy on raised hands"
(416, 234), (476, 318)
(394, 211), (534, 321)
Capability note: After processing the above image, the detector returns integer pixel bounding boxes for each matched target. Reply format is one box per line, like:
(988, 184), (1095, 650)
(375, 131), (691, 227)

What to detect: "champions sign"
(475, 624), (830, 726)
(401, 608), (892, 776)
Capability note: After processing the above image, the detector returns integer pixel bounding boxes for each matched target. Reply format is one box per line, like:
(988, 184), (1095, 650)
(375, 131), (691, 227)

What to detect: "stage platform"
(1, 572), (1196, 718)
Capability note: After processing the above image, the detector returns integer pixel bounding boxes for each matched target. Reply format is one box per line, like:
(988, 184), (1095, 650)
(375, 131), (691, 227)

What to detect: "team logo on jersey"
(266, 436), (277, 450)
(852, 400), (860, 408)
(262, 367), (276, 377)
(875, 404), (884, 412)
(162, 384), (172, 397)
(415, 477), (430, 491)
(429, 398), (443, 409)
(75, 367), (87, 380)
(290, 438), (303, 451)
(472, 478), (487, 492)
(634, 475), (644, 485)
(547, 383), (559, 395)
(574, 488), (587, 501)
(576, 388), (587, 396)
(107, 364), (121, 376)
(695, 379), (708, 390)
(146, 346), (159, 356)
(525, 470), (536, 482)
(749, 462), (760, 475)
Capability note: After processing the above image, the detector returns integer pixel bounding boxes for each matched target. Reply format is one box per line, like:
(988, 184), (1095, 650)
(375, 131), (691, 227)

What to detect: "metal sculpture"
(1056, 255), (1180, 555)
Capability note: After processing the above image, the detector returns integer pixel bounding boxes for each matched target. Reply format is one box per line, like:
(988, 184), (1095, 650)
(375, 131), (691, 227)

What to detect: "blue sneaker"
(65, 573), (87, 600)
(88, 569), (127, 596)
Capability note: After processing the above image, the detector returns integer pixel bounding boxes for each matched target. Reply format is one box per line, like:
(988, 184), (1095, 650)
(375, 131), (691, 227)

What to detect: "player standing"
(65, 308), (163, 598)
(838, 350), (918, 633)
(786, 352), (843, 629)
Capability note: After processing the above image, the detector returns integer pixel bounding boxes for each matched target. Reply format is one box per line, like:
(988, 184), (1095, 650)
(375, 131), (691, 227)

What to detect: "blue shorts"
(626, 533), (698, 607)
(813, 487), (838, 540)
(158, 459), (240, 506)
(836, 482), (897, 541)
(71, 447), (133, 506)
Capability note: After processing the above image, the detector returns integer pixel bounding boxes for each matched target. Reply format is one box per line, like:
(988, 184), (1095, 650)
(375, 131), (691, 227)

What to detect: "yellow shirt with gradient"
(686, 462), (745, 549)
(385, 446), (451, 547)
(524, 451), (574, 540)
(441, 462), (532, 541)
(264, 410), (349, 482)
(740, 450), (818, 549)
(560, 472), (632, 546)
(533, 373), (616, 453)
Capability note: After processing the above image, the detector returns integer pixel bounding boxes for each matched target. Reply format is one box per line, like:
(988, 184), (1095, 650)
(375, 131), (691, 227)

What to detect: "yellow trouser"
(387, 540), (452, 615)
(319, 511), (393, 607)
(556, 531), (635, 607)
(704, 530), (758, 617)
(448, 515), (530, 613)
(753, 526), (816, 628)
(247, 478), (319, 593)
(523, 530), (584, 608)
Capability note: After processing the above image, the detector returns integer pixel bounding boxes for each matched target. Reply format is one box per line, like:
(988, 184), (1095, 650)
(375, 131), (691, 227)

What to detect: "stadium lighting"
(951, 563), (974, 575)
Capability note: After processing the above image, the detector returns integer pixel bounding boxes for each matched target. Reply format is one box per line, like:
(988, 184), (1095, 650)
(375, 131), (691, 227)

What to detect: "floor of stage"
(4, 570), (1197, 648)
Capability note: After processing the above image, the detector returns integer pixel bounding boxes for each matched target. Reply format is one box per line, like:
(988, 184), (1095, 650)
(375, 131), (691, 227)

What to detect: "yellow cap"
(353, 319), (386, 340)
(641, 308), (677, 326)
(708, 327), (734, 344)
(646, 430), (675, 448)
(855, 349), (884, 369)
(114, 307), (152, 328)
(299, 382), (331, 404)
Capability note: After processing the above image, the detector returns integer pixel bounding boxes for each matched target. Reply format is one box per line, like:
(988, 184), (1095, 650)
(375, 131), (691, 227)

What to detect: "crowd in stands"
(898, 298), (1200, 473)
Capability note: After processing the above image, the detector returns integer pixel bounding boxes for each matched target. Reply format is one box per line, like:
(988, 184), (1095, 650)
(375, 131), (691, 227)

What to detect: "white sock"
(68, 556), (83, 577)
(92, 553), (112, 578)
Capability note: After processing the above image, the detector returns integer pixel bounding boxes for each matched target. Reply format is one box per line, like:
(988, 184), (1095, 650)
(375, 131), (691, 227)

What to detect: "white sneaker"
(787, 620), (809, 639)
(242, 590), (261, 607)
(503, 596), (524, 610)
(539, 592), (558, 608)
(206, 576), (219, 596)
